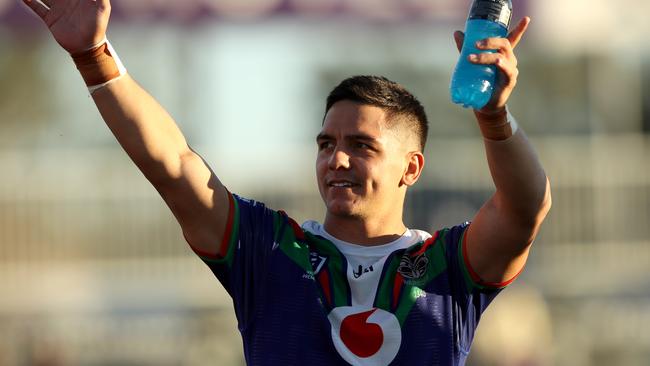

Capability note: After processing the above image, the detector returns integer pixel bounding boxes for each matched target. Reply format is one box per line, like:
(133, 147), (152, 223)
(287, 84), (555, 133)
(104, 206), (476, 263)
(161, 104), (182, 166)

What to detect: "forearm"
(91, 74), (192, 184)
(479, 112), (551, 226)
(23, 0), (230, 254)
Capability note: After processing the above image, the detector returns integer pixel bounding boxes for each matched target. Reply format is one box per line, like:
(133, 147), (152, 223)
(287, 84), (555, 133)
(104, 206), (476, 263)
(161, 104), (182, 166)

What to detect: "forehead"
(320, 101), (389, 137)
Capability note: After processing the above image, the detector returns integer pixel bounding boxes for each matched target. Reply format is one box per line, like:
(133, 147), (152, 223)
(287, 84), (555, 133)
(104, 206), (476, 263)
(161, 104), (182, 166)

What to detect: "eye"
(318, 141), (334, 150)
(355, 142), (371, 150)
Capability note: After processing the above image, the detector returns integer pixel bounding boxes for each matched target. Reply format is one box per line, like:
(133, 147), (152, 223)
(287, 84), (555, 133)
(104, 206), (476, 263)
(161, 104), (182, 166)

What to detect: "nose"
(328, 148), (350, 170)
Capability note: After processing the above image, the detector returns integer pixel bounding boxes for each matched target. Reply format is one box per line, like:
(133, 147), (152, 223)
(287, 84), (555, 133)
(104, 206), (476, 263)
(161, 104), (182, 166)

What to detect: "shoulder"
(301, 220), (323, 236)
(406, 222), (470, 249)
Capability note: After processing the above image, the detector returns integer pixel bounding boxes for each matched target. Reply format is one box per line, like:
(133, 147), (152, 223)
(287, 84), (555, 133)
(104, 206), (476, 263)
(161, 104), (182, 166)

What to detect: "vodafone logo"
(328, 307), (401, 366)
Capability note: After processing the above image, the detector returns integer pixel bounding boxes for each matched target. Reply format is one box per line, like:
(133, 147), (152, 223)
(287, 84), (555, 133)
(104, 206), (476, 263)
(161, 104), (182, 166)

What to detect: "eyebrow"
(316, 132), (331, 141)
(316, 132), (379, 143)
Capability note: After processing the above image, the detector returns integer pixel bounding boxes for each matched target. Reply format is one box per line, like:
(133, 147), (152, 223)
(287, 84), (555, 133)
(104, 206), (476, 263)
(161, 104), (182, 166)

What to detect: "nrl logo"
(309, 252), (328, 275)
(397, 254), (429, 280)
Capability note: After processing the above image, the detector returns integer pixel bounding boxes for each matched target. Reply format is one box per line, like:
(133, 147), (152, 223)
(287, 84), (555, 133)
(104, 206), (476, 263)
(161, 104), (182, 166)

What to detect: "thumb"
(22, 0), (49, 20)
(453, 31), (465, 53)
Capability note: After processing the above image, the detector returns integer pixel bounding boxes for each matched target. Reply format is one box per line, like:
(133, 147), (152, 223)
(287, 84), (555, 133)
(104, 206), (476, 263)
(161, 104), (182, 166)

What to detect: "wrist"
(71, 38), (127, 94)
(69, 37), (109, 55)
(474, 106), (518, 141)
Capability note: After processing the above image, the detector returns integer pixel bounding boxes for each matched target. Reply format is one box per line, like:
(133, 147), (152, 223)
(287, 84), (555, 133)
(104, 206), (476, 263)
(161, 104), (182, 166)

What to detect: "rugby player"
(22, 0), (551, 364)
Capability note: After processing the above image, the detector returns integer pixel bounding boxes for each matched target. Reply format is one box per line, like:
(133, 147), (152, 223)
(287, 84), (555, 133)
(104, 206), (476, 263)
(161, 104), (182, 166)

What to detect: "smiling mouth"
(328, 181), (356, 188)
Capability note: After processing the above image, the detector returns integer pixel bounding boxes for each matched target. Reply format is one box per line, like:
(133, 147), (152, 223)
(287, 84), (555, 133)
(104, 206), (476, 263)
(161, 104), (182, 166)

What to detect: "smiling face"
(316, 100), (422, 221)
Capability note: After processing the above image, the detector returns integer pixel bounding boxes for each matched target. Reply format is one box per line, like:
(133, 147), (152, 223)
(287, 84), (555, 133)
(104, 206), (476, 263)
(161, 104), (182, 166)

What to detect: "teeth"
(331, 182), (352, 187)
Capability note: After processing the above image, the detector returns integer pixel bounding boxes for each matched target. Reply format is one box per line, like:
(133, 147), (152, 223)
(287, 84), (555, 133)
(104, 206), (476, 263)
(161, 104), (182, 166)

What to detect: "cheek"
(372, 161), (405, 188)
(315, 156), (326, 175)
(316, 157), (328, 187)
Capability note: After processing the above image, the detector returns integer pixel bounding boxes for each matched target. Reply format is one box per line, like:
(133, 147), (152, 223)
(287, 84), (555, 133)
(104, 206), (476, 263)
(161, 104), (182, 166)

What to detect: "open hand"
(22, 0), (111, 54)
(453, 17), (530, 115)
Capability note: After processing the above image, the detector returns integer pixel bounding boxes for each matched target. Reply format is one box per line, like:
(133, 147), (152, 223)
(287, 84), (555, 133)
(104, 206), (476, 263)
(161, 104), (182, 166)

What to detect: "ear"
(401, 152), (425, 187)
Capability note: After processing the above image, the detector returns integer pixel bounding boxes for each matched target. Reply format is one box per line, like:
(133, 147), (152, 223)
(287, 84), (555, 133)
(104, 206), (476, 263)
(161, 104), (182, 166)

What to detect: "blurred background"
(1, 0), (650, 365)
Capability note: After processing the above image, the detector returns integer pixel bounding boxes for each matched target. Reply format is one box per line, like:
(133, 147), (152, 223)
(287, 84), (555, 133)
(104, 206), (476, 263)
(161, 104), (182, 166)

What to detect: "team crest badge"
(397, 253), (429, 280)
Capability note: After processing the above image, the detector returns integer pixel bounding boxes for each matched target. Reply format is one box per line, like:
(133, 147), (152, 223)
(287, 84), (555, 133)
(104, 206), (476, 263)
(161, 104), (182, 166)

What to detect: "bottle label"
(468, 0), (512, 28)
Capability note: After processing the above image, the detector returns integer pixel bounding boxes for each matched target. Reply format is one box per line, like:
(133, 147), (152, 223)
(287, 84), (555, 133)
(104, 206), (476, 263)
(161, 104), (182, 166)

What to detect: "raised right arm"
(22, 0), (230, 256)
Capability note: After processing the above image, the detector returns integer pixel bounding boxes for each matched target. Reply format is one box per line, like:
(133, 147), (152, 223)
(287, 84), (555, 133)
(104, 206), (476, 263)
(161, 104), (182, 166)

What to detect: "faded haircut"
(325, 75), (429, 151)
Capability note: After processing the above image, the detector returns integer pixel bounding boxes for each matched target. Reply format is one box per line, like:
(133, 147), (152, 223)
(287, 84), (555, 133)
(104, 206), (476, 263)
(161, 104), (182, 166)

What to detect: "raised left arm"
(455, 17), (552, 285)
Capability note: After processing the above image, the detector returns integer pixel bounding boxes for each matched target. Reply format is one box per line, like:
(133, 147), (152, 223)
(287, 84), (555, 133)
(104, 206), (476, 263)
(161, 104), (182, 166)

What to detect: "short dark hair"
(325, 75), (429, 150)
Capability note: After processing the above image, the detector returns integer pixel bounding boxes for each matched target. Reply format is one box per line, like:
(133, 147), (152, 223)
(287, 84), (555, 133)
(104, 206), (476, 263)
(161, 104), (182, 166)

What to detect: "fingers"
(454, 16), (530, 54)
(471, 16), (530, 57)
(468, 51), (517, 76)
(453, 30), (464, 53)
(22, 0), (49, 19)
(468, 39), (519, 84)
(467, 53), (508, 68)
(507, 16), (531, 49)
(471, 17), (530, 112)
(100, 0), (111, 10)
(475, 37), (515, 64)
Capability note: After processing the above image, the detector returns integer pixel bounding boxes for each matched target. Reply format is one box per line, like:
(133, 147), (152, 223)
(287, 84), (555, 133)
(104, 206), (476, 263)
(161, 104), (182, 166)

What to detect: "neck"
(323, 212), (407, 246)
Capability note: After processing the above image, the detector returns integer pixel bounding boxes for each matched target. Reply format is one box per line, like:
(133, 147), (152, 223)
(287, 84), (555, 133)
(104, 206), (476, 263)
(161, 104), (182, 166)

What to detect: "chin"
(326, 200), (361, 218)
(327, 201), (352, 215)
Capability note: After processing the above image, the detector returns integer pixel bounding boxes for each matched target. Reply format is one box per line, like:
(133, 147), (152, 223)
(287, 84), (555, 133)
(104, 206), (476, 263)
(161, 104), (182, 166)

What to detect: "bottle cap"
(469, 0), (512, 28)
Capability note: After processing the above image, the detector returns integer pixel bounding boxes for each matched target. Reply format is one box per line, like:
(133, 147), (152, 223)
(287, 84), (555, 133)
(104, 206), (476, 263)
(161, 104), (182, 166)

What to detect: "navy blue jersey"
(191, 193), (509, 366)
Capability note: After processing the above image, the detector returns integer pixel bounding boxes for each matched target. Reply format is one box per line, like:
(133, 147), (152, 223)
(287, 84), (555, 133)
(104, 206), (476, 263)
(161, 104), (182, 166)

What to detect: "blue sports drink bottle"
(450, 0), (512, 110)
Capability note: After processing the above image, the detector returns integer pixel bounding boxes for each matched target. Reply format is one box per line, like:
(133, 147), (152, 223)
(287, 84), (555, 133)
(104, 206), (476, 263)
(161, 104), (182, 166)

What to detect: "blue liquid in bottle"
(450, 0), (512, 110)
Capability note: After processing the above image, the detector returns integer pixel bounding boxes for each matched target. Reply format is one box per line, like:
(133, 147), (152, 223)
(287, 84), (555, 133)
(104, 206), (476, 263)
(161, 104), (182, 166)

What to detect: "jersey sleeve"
(442, 222), (518, 356)
(189, 192), (283, 329)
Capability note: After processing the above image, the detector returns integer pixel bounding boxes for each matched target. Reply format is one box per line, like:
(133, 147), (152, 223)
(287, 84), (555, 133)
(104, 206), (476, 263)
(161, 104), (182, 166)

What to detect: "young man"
(22, 0), (551, 365)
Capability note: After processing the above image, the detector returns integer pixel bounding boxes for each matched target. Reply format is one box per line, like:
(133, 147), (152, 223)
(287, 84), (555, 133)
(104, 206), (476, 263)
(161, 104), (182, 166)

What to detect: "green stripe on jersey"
(304, 232), (350, 308)
(277, 219), (312, 274)
(374, 253), (402, 312)
(375, 232), (449, 326)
